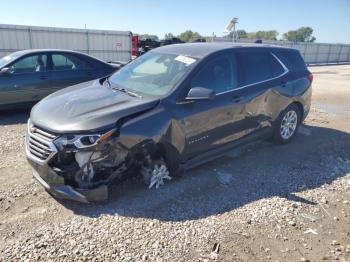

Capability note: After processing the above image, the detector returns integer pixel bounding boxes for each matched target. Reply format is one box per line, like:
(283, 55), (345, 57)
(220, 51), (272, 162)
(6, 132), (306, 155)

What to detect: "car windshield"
(109, 51), (198, 97)
(0, 53), (21, 68)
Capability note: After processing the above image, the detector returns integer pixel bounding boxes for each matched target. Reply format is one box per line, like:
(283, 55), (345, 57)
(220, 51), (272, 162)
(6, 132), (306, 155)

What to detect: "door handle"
(87, 72), (93, 76)
(231, 96), (242, 103)
(281, 80), (287, 87)
(39, 75), (47, 80)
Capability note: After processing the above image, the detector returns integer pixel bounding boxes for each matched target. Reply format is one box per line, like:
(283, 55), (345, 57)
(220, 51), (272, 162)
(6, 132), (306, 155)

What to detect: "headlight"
(54, 129), (116, 150)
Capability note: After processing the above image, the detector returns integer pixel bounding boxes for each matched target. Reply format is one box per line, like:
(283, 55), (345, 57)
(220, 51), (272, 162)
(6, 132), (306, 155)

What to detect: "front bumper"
(25, 127), (109, 203)
(27, 157), (108, 203)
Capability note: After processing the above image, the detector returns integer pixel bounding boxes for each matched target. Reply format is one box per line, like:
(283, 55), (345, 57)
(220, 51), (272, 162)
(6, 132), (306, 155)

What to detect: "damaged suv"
(25, 43), (312, 202)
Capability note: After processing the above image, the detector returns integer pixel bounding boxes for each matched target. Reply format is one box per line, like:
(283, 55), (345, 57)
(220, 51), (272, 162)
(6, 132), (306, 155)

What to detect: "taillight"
(132, 35), (139, 57)
(308, 73), (313, 83)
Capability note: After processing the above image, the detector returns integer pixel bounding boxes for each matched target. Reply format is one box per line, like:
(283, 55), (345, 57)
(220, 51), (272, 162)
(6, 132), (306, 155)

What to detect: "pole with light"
(224, 18), (239, 42)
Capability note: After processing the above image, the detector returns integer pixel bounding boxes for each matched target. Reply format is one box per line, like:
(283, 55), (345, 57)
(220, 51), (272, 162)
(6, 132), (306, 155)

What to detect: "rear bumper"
(28, 157), (108, 203)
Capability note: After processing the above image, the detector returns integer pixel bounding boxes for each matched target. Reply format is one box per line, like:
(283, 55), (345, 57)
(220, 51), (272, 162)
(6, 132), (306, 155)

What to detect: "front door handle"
(39, 75), (47, 80)
(231, 96), (242, 103)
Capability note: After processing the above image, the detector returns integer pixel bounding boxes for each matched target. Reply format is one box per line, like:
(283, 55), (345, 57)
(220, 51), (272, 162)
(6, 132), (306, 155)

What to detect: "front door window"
(10, 54), (48, 74)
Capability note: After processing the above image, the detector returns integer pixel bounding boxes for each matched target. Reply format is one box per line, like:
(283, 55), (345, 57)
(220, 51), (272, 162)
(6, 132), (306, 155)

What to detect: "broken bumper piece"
(29, 159), (108, 203)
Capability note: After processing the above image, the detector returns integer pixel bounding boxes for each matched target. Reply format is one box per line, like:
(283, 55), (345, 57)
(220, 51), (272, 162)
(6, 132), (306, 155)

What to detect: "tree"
(246, 30), (278, 40)
(164, 33), (175, 39)
(138, 34), (159, 41)
(283, 27), (316, 42)
(237, 30), (248, 39)
(178, 30), (202, 42)
(224, 30), (247, 39)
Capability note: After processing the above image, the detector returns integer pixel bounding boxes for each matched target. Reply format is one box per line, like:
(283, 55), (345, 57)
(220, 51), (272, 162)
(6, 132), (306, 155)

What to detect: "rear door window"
(236, 50), (285, 86)
(191, 55), (236, 94)
(51, 54), (91, 71)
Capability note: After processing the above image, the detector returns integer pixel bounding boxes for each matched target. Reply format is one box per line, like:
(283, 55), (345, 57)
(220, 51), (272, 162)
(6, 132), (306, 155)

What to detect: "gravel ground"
(0, 65), (350, 261)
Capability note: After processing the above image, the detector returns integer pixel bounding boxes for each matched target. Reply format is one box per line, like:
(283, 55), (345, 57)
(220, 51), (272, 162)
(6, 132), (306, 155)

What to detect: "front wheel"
(273, 104), (300, 144)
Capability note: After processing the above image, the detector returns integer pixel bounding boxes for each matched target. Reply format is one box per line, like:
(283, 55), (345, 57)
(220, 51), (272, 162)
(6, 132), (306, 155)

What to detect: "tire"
(273, 103), (300, 144)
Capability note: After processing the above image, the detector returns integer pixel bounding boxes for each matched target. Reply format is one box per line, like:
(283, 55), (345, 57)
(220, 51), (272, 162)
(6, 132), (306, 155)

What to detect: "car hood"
(30, 79), (160, 133)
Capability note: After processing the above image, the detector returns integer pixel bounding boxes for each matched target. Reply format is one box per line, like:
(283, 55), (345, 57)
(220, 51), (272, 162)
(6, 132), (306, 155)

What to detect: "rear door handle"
(231, 96), (242, 103)
(39, 75), (47, 80)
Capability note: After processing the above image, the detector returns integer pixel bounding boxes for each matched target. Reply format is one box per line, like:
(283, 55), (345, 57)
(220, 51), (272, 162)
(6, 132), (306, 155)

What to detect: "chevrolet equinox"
(25, 43), (313, 202)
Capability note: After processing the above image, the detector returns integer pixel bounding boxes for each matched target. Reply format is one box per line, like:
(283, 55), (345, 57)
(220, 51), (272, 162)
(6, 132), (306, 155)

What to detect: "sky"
(1, 0), (350, 44)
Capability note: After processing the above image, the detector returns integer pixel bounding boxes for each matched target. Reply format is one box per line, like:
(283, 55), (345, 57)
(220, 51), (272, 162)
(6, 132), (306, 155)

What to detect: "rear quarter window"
(274, 50), (307, 72)
(236, 50), (285, 86)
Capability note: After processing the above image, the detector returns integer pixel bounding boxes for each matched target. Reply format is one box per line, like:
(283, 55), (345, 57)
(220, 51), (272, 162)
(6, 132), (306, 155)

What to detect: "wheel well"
(290, 101), (304, 122)
(155, 142), (182, 174)
(129, 141), (181, 174)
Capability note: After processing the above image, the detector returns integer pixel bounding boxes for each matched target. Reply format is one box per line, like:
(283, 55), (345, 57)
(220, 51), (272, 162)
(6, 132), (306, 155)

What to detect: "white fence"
(0, 24), (132, 62)
(207, 37), (350, 65)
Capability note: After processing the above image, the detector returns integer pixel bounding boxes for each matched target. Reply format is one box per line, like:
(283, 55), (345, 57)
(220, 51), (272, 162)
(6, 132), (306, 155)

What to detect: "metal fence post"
(337, 45), (343, 63)
(304, 43), (308, 63)
(315, 43), (320, 64)
(326, 44), (332, 64)
(86, 30), (90, 54)
(346, 46), (350, 63)
(28, 28), (33, 49)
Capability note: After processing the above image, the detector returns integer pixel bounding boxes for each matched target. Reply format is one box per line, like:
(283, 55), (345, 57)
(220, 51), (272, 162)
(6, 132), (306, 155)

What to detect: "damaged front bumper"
(27, 152), (109, 203)
(25, 121), (126, 203)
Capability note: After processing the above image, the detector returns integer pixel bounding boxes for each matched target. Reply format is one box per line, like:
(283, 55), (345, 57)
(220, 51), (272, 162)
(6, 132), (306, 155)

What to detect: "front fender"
(118, 106), (186, 157)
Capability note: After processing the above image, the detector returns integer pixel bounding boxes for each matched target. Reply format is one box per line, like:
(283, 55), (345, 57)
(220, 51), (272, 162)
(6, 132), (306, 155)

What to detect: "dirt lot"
(0, 65), (350, 262)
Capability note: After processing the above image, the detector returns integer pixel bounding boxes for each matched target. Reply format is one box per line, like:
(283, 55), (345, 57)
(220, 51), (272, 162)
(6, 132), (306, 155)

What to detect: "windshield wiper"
(103, 78), (110, 88)
(104, 78), (142, 98)
(111, 85), (142, 98)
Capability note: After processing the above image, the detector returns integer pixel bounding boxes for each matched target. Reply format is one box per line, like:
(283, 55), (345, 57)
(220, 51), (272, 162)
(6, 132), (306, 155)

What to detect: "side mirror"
(185, 87), (216, 101)
(0, 67), (11, 76)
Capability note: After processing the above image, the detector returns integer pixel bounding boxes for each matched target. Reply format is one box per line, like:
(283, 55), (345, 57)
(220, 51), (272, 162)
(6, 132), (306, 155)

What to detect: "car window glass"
(10, 54), (48, 74)
(270, 54), (285, 77)
(191, 56), (235, 94)
(0, 53), (21, 68)
(109, 52), (198, 97)
(237, 51), (272, 86)
(52, 54), (91, 71)
(275, 50), (307, 71)
(133, 56), (168, 75)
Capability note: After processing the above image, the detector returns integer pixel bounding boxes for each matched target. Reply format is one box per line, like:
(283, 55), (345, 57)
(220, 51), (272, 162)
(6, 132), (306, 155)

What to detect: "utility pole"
(224, 17), (239, 42)
(232, 18), (238, 42)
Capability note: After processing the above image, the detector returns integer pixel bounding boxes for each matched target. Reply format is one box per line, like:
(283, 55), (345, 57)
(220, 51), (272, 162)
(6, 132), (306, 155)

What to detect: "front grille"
(27, 125), (58, 162)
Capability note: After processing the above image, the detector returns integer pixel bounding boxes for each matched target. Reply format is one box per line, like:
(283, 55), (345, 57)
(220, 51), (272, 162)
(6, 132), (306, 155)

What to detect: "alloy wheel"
(280, 110), (298, 140)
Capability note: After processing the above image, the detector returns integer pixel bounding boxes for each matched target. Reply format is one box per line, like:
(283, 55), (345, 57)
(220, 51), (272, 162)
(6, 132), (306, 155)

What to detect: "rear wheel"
(273, 104), (300, 144)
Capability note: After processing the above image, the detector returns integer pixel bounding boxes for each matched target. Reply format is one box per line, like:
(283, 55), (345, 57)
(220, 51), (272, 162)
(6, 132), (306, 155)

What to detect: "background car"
(159, 37), (184, 46)
(0, 49), (118, 109)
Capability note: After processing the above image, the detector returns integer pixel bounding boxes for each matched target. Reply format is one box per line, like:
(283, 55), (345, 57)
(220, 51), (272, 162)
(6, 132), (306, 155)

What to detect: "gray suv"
(25, 43), (312, 202)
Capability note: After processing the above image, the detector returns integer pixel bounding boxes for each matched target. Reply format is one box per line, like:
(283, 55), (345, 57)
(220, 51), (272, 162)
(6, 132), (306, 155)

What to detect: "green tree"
(178, 30), (202, 42)
(224, 30), (247, 39)
(237, 30), (248, 39)
(138, 34), (159, 41)
(283, 27), (316, 42)
(247, 30), (278, 40)
(164, 33), (175, 39)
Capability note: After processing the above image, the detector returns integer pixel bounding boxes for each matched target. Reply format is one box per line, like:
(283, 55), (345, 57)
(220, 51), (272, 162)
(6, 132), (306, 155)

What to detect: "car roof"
(10, 49), (88, 56)
(153, 42), (291, 58)
(5, 49), (110, 66)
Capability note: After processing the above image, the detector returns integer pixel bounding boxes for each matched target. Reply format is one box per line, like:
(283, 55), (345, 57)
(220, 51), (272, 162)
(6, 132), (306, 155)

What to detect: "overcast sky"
(1, 0), (349, 43)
